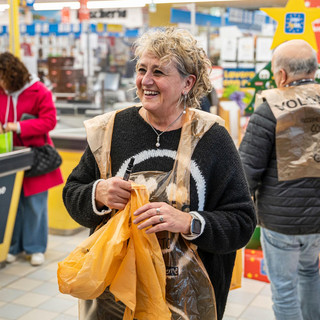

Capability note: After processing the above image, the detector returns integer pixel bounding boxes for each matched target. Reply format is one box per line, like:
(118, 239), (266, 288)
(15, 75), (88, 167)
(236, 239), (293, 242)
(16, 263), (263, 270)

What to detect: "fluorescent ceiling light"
(33, 2), (80, 10)
(152, 0), (241, 3)
(32, 0), (242, 11)
(33, 0), (146, 10)
(88, 0), (146, 9)
(0, 4), (9, 11)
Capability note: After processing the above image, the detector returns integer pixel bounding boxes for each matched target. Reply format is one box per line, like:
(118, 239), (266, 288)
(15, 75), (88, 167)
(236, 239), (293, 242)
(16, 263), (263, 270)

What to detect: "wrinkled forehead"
(137, 50), (177, 69)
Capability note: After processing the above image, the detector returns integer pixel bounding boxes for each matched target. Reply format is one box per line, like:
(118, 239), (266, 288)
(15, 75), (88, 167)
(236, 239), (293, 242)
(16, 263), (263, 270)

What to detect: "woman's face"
(135, 51), (188, 114)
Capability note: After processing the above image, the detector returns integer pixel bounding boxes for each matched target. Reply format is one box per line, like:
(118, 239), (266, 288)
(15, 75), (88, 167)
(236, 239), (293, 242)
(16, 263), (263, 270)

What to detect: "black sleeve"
(192, 125), (256, 254)
(62, 146), (105, 229)
(239, 101), (276, 194)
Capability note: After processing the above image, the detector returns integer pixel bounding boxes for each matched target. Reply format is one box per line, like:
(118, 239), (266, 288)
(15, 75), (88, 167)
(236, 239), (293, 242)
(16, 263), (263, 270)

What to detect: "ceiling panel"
(0, 0), (288, 8)
(196, 0), (287, 9)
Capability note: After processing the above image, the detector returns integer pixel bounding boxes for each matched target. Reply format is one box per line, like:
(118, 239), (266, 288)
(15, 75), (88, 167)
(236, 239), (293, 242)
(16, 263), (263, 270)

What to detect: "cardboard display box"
(244, 249), (270, 283)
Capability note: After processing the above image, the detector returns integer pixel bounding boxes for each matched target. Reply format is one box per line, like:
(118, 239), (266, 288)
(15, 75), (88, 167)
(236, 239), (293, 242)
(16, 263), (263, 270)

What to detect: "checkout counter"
(48, 117), (87, 235)
(0, 148), (33, 268)
(0, 118), (88, 268)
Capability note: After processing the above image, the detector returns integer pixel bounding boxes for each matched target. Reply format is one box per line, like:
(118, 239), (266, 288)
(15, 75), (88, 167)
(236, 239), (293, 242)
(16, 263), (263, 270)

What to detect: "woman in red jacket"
(0, 52), (63, 266)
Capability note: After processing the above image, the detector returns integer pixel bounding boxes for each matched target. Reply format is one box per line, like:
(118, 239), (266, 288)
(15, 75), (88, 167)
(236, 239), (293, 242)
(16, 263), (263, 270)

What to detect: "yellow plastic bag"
(230, 249), (242, 290)
(57, 183), (171, 320)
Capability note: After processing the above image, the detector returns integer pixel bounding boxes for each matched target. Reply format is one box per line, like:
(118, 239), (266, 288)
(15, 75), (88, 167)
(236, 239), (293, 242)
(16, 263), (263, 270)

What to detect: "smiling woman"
(133, 27), (213, 136)
(134, 27), (212, 109)
(62, 27), (256, 320)
(135, 51), (190, 127)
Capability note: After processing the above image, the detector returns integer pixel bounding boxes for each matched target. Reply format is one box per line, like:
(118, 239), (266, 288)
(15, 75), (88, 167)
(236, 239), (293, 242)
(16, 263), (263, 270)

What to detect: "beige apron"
(80, 106), (224, 319)
(260, 84), (320, 181)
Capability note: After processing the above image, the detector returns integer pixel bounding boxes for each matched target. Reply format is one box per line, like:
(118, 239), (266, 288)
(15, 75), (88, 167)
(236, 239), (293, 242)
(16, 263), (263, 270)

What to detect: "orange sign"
(61, 7), (70, 23)
(79, 0), (90, 22)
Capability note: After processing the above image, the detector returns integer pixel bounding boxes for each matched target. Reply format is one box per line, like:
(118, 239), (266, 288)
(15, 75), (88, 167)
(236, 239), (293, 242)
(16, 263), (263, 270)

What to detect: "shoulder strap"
(84, 105), (141, 179)
(84, 111), (116, 179)
(171, 108), (224, 209)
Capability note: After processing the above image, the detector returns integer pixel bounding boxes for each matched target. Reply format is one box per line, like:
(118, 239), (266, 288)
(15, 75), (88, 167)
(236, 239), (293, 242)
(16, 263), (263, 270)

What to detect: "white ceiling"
(0, 0), (288, 9)
(194, 0), (287, 9)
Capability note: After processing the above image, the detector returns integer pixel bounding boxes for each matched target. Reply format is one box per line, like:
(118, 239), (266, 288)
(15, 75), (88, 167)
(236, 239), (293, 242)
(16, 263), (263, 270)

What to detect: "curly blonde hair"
(133, 27), (212, 108)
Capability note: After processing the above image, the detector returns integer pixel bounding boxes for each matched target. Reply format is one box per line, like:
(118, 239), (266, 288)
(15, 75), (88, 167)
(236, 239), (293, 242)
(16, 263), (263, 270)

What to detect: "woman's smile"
(143, 90), (159, 97)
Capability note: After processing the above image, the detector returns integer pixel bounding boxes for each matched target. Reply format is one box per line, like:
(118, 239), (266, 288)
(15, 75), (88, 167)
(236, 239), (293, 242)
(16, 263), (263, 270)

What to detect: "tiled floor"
(0, 229), (274, 320)
(224, 277), (274, 320)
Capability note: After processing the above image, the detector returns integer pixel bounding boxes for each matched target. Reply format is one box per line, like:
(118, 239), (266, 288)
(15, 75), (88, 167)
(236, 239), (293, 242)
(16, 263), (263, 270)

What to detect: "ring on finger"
(159, 216), (164, 223)
(156, 208), (161, 215)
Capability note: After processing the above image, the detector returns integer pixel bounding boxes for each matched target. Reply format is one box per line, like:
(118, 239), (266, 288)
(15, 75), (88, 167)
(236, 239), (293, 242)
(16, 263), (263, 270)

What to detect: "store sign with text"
(223, 68), (256, 88)
(89, 8), (143, 28)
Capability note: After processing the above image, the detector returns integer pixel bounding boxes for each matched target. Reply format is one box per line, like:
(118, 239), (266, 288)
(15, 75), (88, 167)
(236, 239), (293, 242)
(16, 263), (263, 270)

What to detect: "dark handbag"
(24, 144), (62, 177)
(18, 113), (62, 177)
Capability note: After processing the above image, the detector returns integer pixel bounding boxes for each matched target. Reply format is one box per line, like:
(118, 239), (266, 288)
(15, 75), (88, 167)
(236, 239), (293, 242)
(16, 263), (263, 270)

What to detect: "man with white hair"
(239, 39), (320, 320)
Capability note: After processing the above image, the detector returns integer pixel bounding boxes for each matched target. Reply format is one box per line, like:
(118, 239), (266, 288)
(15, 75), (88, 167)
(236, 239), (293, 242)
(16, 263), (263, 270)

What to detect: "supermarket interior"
(1, 0), (320, 319)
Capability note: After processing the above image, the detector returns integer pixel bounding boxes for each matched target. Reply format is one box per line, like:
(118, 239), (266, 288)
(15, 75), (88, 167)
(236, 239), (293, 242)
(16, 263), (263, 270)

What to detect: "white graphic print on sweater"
(115, 148), (206, 211)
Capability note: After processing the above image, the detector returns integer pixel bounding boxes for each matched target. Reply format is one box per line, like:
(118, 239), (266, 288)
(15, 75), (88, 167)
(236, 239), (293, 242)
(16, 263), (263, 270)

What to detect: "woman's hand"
(4, 122), (18, 132)
(133, 202), (192, 235)
(95, 177), (132, 210)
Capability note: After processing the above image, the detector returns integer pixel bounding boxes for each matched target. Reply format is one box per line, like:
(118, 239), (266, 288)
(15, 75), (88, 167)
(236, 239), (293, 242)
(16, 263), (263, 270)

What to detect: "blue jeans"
(9, 190), (48, 255)
(261, 228), (320, 320)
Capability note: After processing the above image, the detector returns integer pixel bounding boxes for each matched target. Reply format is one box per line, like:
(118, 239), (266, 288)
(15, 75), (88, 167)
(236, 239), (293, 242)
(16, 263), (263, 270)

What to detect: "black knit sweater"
(63, 107), (256, 320)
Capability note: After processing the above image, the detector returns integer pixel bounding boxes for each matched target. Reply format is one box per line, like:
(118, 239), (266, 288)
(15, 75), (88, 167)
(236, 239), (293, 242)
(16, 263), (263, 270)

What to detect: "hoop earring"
(183, 92), (187, 114)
